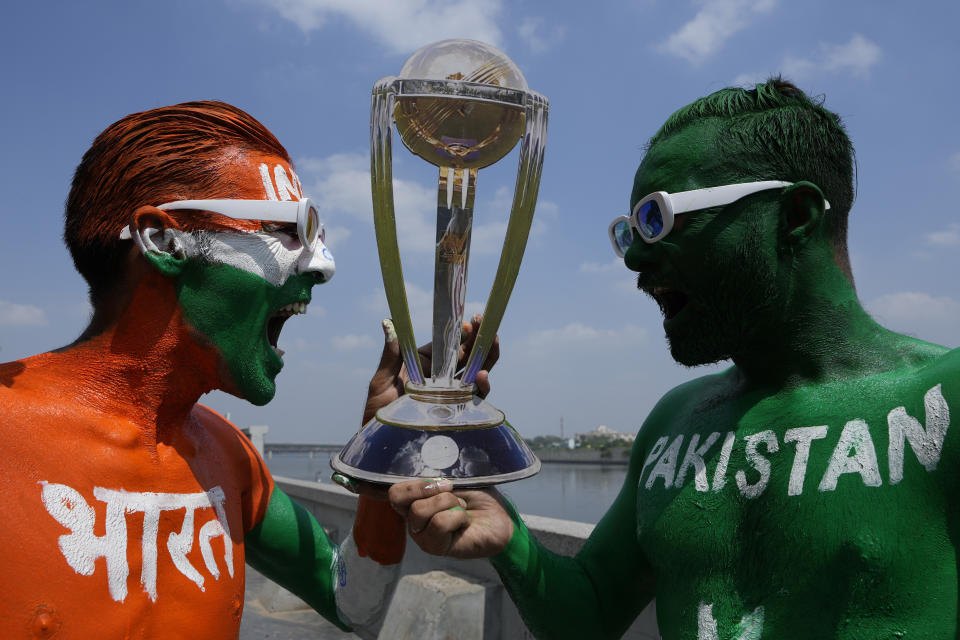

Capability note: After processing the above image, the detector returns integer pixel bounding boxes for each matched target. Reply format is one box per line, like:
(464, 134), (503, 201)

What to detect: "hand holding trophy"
(333, 39), (548, 487)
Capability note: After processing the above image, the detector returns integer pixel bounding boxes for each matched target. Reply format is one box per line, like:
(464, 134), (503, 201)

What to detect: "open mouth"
(651, 287), (689, 321)
(267, 301), (308, 358)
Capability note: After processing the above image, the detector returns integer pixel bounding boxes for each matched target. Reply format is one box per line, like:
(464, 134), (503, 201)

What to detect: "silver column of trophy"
(332, 39), (548, 486)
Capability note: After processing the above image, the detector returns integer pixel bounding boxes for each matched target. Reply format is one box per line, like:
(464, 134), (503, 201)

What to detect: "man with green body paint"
(389, 79), (960, 638)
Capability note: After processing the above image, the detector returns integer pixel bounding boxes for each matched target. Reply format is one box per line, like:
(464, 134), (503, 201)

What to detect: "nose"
(623, 238), (657, 273)
(299, 239), (336, 284)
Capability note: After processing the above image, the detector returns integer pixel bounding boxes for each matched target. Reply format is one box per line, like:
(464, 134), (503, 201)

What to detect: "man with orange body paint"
(0, 101), (442, 638)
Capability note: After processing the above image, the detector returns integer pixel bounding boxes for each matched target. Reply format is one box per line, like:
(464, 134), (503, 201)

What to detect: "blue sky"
(1, 0), (958, 443)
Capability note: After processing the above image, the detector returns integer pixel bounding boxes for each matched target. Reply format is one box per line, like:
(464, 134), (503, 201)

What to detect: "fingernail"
(423, 477), (452, 492)
(457, 498), (467, 508)
(332, 473), (357, 492)
(382, 318), (397, 343)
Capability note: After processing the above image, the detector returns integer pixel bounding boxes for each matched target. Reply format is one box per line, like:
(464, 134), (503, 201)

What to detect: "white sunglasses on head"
(608, 180), (830, 257)
(119, 198), (325, 251)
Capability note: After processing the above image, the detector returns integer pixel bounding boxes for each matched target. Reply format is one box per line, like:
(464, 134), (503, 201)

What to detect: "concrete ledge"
(378, 571), (492, 640)
(269, 476), (660, 640)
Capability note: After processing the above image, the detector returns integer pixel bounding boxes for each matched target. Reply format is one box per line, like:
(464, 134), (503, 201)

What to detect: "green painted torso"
(636, 347), (960, 639)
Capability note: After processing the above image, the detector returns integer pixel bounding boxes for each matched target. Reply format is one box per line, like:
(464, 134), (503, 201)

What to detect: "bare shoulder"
(631, 368), (736, 454)
(189, 404), (263, 460)
(917, 345), (960, 392)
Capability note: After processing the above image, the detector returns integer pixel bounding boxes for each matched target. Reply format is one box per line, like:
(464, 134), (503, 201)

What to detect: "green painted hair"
(650, 77), (856, 279)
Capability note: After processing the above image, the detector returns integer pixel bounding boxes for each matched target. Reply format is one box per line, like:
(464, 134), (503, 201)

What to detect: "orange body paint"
(0, 273), (273, 639)
(0, 151), (300, 638)
(352, 497), (406, 566)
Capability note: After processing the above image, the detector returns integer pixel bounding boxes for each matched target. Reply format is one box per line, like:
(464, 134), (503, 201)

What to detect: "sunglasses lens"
(638, 200), (663, 239)
(612, 219), (633, 255)
(304, 205), (320, 249)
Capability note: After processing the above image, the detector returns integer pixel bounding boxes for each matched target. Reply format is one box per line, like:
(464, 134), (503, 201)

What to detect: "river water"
(265, 452), (627, 524)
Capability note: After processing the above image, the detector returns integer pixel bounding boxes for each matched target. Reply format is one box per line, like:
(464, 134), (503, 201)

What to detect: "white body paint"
(818, 419), (882, 492)
(645, 435), (683, 489)
(40, 482), (233, 602)
(675, 432), (721, 491)
(637, 384), (949, 499)
(784, 426), (828, 496)
(735, 430), (778, 499)
(333, 533), (401, 633)
(888, 384), (949, 484)
(711, 431), (736, 492)
(198, 230), (334, 287)
(698, 602), (764, 640)
(136, 161), (335, 286)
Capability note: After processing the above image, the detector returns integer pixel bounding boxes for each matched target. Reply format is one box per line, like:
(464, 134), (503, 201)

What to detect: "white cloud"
(821, 34), (882, 77)
(331, 333), (377, 351)
(0, 301), (47, 327)
(866, 291), (960, 348)
(732, 71), (768, 87)
(472, 186), (557, 254)
(464, 300), (486, 319)
(362, 281), (433, 335)
(300, 152), (436, 254)
(257, 0), (503, 54)
(927, 223), (960, 248)
(517, 17), (566, 54)
(300, 153), (555, 258)
(659, 0), (777, 66)
(521, 322), (648, 353)
(744, 33), (882, 83)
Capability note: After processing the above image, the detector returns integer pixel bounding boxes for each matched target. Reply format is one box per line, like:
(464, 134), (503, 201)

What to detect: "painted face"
(624, 119), (784, 366)
(172, 154), (335, 405)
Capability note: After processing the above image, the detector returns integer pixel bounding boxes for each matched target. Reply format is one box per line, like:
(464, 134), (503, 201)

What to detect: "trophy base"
(331, 386), (541, 487)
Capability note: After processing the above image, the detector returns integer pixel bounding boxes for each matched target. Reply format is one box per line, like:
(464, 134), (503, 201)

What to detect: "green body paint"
(175, 261), (315, 405)
(245, 487), (348, 631)
(492, 82), (960, 639)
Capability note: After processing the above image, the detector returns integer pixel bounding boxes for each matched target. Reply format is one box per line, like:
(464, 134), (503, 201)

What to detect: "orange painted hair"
(65, 101), (289, 306)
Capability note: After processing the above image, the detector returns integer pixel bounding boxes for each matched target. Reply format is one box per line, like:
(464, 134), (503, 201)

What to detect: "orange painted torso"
(0, 358), (272, 640)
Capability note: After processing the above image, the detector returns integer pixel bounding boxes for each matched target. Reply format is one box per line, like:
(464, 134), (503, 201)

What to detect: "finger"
(481, 334), (500, 372)
(412, 505), (471, 556)
(363, 319), (404, 423)
(416, 341), (432, 376)
(388, 477), (453, 516)
(474, 369), (490, 399)
(407, 492), (467, 535)
(367, 319), (402, 388)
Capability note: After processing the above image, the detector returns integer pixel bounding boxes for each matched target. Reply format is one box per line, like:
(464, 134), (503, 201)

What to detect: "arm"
(490, 438), (655, 640)
(389, 434), (655, 640)
(244, 487), (405, 633)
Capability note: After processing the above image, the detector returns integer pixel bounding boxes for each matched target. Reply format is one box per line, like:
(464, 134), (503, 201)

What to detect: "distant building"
(574, 425), (635, 447)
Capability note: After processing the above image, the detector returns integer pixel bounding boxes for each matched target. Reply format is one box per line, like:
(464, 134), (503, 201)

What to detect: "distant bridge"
(263, 443), (344, 454)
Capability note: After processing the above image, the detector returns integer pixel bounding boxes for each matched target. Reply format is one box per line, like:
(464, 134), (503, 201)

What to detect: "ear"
(779, 181), (829, 245)
(128, 206), (188, 277)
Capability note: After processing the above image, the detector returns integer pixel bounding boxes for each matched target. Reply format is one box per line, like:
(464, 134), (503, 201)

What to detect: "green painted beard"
(175, 260), (315, 406)
(655, 220), (782, 368)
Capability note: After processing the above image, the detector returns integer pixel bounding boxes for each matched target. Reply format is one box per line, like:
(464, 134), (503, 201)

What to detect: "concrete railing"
(268, 476), (660, 640)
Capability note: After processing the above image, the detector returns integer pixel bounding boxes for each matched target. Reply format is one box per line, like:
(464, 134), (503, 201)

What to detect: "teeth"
(273, 347), (285, 358)
(276, 302), (308, 316)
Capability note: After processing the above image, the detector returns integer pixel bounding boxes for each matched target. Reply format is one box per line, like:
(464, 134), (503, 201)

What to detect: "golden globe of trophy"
(332, 39), (548, 486)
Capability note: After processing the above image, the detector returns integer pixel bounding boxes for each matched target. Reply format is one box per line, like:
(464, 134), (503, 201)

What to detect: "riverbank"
(534, 447), (631, 465)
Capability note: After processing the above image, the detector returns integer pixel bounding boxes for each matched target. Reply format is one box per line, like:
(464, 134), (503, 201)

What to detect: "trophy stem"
(432, 166), (477, 387)
(370, 78), (425, 384)
(462, 93), (549, 384)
